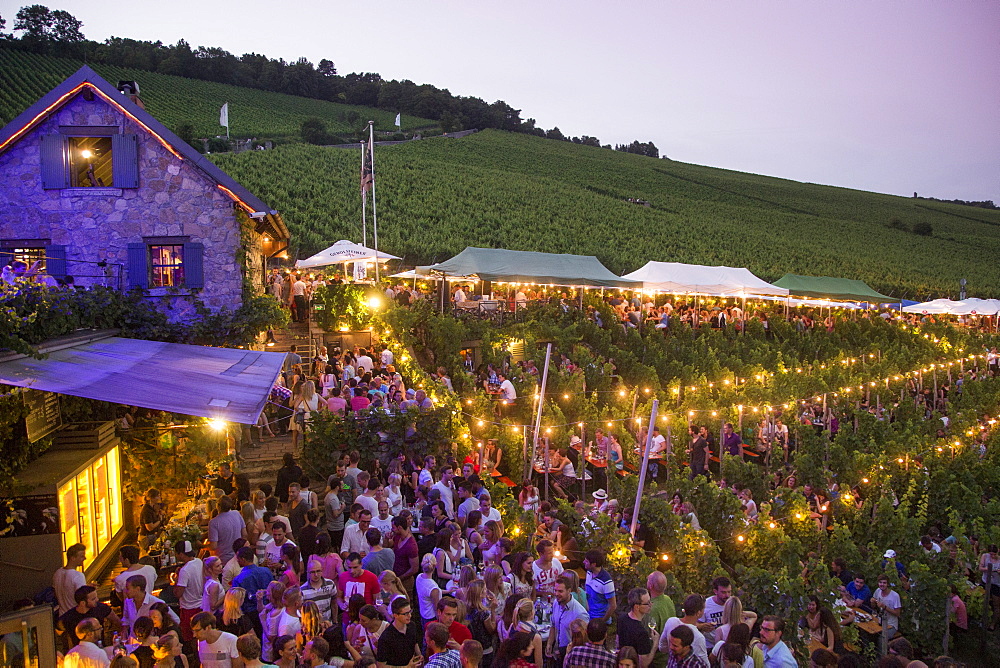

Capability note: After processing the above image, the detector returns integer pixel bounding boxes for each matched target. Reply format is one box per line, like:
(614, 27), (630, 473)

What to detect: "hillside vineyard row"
(213, 133), (1000, 297)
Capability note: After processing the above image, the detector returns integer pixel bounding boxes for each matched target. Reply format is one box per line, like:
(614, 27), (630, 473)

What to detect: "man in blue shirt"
(843, 574), (872, 609)
(759, 616), (797, 668)
(230, 546), (274, 635)
(584, 550), (617, 623)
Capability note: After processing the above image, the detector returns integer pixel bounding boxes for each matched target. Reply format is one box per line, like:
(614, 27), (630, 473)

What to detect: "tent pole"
(533, 344), (553, 501)
(630, 399), (659, 538)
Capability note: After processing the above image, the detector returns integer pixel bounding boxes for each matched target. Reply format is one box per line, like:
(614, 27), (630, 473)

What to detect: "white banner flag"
(394, 113), (401, 128)
(220, 103), (229, 128)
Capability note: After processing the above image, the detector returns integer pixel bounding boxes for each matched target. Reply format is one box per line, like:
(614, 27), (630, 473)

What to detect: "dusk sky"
(23, 0), (1000, 201)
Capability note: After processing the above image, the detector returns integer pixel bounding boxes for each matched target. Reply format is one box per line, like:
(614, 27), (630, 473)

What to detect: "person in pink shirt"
(326, 387), (348, 415)
(950, 584), (968, 635)
(351, 385), (371, 412)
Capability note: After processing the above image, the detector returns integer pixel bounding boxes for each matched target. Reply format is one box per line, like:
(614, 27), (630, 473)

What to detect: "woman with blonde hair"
(714, 595), (757, 645)
(482, 520), (505, 565)
(298, 600), (332, 646)
(259, 580), (287, 662)
(466, 580), (497, 667)
(483, 565), (511, 619)
(416, 553), (442, 626)
(200, 556), (225, 615)
(291, 379), (321, 449)
(514, 598), (543, 668)
(218, 587), (254, 637)
(449, 564), (478, 598)
(376, 570), (408, 619)
(241, 501), (262, 546)
(560, 569), (587, 611)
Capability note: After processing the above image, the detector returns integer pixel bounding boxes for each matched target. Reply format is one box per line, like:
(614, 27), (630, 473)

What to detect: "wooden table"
(849, 607), (882, 635)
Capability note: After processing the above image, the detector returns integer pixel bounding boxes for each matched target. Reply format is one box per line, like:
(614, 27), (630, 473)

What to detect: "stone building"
(0, 65), (288, 314)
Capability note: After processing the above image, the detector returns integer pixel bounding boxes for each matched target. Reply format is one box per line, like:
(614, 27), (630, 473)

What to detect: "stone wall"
(0, 92), (257, 313)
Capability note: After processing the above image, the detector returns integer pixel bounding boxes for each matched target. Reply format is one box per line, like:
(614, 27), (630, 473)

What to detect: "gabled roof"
(622, 261), (788, 297)
(0, 65), (288, 241)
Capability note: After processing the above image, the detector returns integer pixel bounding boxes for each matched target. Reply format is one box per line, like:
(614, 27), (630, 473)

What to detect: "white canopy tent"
(622, 261), (789, 298)
(295, 240), (400, 270)
(904, 298), (1000, 316)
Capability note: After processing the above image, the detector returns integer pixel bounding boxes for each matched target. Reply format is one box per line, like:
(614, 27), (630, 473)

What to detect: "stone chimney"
(116, 80), (145, 109)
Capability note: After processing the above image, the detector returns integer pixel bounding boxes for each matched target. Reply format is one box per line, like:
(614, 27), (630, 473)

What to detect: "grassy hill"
(0, 47), (436, 139)
(3, 47), (996, 298)
(211, 131), (1000, 298)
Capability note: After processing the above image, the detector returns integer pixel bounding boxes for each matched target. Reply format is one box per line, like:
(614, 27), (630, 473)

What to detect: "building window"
(9, 247), (47, 273)
(41, 133), (139, 190)
(149, 245), (185, 287)
(68, 137), (114, 187)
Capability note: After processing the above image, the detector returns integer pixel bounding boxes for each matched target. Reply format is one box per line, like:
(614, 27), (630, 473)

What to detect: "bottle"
(112, 632), (124, 656)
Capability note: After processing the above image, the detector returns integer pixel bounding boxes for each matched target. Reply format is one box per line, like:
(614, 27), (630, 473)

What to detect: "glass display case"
(44, 444), (123, 572)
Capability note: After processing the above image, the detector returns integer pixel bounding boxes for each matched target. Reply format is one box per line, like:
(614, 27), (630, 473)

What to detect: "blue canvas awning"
(0, 332), (285, 424)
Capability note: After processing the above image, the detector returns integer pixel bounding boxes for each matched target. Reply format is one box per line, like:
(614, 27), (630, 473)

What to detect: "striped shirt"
(585, 569), (616, 619)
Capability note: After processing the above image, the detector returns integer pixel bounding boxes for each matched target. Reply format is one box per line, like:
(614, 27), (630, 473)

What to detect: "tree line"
(0, 5), (661, 154)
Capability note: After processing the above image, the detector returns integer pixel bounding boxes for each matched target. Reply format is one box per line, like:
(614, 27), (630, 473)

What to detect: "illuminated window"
(9, 247), (46, 273)
(149, 244), (185, 287)
(69, 137), (113, 187)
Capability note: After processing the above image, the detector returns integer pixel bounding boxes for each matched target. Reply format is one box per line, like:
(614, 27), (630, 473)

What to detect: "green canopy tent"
(773, 273), (896, 304)
(416, 247), (638, 288)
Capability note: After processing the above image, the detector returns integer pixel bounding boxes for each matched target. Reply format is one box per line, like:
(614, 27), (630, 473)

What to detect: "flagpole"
(368, 121), (381, 284)
(360, 141), (368, 248)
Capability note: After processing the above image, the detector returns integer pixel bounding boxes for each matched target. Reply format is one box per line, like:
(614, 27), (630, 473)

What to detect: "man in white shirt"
(113, 545), (157, 600)
(291, 274), (308, 323)
(122, 574), (179, 638)
(191, 611), (242, 667)
(872, 574), (902, 635)
(356, 348), (374, 374)
(498, 373), (516, 403)
(697, 577), (731, 649)
(532, 540), (565, 595)
(371, 500), (394, 536)
(658, 595), (709, 667)
(54, 543), (88, 615)
(380, 346), (394, 367)
(341, 509), (373, 559)
(263, 520), (297, 565)
(174, 540), (205, 645)
(64, 618), (110, 668)
(479, 493), (502, 524)
(356, 478), (380, 517)
(454, 286), (467, 303)
(431, 465), (456, 519)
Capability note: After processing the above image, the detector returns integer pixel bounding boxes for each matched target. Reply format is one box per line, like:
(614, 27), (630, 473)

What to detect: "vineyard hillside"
(211, 131), (1000, 298)
(0, 48), (436, 139)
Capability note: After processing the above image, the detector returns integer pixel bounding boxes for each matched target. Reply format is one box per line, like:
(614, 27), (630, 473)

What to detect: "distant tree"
(301, 117), (330, 145)
(887, 217), (908, 232)
(439, 110), (458, 133)
(318, 59), (337, 77)
(14, 5), (83, 43)
(580, 136), (601, 147)
(546, 127), (565, 141)
(912, 222), (933, 236)
(0, 13), (7, 37)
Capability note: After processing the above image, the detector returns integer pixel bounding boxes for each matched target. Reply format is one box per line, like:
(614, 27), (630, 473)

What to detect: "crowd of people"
(53, 437), (988, 668)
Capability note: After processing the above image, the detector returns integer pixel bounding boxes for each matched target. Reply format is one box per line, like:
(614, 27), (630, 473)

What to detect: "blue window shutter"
(46, 245), (67, 279)
(111, 134), (139, 188)
(40, 135), (69, 189)
(0, 248), (13, 266)
(183, 242), (204, 289)
(127, 242), (148, 289)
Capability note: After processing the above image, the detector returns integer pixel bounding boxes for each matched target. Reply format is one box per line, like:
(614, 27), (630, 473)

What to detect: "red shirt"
(446, 620), (472, 644)
(338, 569), (381, 605)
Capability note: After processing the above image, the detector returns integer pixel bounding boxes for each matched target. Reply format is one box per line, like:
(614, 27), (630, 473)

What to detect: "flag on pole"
(360, 136), (374, 195)
(220, 103), (229, 128)
(394, 113), (401, 128)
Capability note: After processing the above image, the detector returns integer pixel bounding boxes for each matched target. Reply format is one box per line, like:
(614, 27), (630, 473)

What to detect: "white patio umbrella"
(295, 240), (400, 270)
